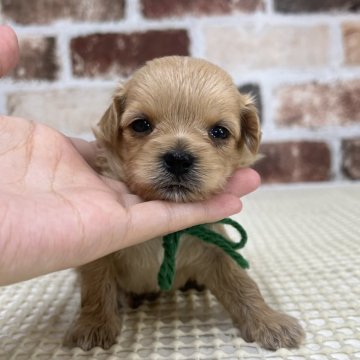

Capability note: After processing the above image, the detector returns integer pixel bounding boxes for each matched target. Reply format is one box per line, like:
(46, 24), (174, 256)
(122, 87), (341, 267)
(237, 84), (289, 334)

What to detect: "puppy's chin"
(156, 185), (206, 203)
(128, 182), (217, 203)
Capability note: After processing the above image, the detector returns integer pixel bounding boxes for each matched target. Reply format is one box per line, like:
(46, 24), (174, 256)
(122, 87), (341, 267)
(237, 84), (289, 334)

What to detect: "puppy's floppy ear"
(96, 84), (126, 145)
(239, 94), (261, 155)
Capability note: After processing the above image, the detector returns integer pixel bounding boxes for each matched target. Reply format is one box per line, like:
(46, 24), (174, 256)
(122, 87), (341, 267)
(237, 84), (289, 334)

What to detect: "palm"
(1, 117), (133, 280)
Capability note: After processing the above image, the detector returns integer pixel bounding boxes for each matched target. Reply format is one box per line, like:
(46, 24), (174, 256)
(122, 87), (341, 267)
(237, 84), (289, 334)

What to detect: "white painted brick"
(204, 25), (330, 72)
(6, 87), (113, 136)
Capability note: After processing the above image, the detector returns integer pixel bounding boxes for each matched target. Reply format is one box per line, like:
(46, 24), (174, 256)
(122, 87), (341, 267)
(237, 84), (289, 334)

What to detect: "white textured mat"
(1, 185), (360, 359)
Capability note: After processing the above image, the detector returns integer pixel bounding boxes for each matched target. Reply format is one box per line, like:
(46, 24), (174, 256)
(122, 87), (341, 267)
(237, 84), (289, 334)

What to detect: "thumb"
(119, 193), (242, 248)
(0, 26), (19, 77)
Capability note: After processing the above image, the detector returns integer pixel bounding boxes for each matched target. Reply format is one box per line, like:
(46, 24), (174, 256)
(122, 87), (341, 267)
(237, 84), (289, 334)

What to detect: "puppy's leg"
(64, 256), (121, 350)
(196, 249), (304, 350)
(179, 279), (206, 292)
(126, 292), (161, 309)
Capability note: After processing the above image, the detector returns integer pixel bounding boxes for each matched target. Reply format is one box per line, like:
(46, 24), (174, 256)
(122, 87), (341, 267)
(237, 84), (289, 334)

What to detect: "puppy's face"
(97, 56), (260, 202)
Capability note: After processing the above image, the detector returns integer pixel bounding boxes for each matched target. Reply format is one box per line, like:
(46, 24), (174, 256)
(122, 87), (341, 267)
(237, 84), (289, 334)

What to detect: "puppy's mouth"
(161, 183), (191, 192)
(156, 181), (195, 202)
(148, 149), (203, 202)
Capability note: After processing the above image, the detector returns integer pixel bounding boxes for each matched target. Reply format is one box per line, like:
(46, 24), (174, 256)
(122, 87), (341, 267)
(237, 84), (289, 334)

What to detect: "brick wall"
(1, 0), (360, 184)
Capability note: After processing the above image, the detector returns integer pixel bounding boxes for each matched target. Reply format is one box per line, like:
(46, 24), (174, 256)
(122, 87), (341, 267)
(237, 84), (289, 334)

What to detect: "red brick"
(342, 22), (360, 65)
(274, 0), (360, 13)
(275, 81), (360, 128)
(71, 30), (190, 78)
(1, 0), (124, 25)
(11, 37), (58, 81)
(253, 142), (331, 183)
(141, 0), (263, 18)
(342, 138), (360, 179)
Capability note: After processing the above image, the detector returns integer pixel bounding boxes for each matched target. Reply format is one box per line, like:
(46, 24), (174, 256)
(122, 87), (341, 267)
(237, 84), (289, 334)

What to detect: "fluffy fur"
(65, 56), (304, 351)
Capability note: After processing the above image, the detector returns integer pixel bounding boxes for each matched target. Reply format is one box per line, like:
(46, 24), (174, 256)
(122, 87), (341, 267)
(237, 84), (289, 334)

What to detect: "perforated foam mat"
(1, 184), (360, 359)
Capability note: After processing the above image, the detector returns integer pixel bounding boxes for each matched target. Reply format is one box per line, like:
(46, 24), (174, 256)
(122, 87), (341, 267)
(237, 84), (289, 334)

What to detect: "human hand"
(0, 26), (260, 285)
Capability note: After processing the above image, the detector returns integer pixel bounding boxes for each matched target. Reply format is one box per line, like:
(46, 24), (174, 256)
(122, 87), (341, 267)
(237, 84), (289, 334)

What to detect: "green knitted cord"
(158, 218), (249, 291)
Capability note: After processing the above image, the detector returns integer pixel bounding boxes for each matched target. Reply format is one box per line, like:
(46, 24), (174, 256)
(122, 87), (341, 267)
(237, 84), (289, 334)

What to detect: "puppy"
(65, 56), (304, 351)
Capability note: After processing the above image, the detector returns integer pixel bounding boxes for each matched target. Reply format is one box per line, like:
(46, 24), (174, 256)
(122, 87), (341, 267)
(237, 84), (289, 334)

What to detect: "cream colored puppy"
(65, 56), (304, 351)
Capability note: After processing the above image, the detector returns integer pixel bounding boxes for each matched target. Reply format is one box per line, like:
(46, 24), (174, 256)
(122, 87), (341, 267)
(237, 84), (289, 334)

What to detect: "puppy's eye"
(131, 118), (152, 134)
(209, 125), (230, 140)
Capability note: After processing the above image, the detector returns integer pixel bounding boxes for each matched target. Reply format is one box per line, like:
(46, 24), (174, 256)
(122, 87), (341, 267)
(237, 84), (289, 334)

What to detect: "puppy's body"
(65, 57), (304, 351)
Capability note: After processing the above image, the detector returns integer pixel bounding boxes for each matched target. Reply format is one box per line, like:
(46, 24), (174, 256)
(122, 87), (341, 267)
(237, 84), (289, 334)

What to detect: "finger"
(122, 193), (242, 247)
(0, 26), (19, 77)
(224, 168), (261, 198)
(107, 168), (259, 248)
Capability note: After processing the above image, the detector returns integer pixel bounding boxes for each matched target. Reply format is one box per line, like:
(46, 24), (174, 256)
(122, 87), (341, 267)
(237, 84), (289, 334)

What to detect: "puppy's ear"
(96, 85), (126, 145)
(239, 94), (261, 155)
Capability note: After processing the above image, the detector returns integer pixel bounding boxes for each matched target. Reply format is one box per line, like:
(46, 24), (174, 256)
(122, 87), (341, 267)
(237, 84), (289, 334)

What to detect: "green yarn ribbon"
(157, 218), (249, 291)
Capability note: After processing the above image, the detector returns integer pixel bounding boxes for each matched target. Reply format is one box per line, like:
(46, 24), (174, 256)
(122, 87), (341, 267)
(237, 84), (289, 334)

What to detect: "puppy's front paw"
(64, 318), (120, 351)
(240, 311), (305, 350)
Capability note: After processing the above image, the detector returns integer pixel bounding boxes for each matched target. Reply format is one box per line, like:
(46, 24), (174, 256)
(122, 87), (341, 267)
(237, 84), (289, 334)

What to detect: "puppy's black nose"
(163, 151), (195, 177)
